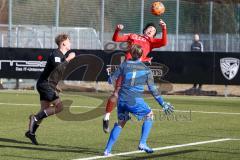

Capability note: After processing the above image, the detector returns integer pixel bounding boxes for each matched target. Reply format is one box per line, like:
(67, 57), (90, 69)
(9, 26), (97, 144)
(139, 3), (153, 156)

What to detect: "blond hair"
(130, 44), (143, 60)
(55, 33), (70, 46)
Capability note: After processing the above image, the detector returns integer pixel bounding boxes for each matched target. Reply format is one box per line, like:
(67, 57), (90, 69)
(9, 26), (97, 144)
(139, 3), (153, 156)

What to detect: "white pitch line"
(73, 138), (233, 160)
(171, 109), (240, 115)
(0, 102), (39, 106)
(230, 138), (240, 141)
(1, 102), (240, 115)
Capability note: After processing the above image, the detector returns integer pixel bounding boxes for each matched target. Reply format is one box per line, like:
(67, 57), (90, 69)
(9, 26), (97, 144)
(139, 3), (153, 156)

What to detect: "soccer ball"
(151, 1), (165, 16)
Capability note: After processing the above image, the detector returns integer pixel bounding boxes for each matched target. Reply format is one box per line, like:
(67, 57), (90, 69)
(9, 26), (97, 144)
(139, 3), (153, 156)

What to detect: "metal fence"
(0, 24), (102, 49)
(0, 0), (239, 52)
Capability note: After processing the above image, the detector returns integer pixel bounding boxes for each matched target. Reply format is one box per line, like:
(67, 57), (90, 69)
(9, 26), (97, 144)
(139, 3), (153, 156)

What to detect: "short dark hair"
(130, 44), (143, 60)
(55, 33), (70, 46)
(143, 23), (157, 37)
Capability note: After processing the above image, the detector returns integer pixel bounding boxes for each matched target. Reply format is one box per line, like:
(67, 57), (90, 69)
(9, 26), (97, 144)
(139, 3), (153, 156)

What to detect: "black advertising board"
(0, 48), (239, 85)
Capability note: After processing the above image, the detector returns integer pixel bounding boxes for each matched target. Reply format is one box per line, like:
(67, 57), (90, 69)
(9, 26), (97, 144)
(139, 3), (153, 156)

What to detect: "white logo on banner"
(0, 60), (46, 72)
(220, 57), (239, 80)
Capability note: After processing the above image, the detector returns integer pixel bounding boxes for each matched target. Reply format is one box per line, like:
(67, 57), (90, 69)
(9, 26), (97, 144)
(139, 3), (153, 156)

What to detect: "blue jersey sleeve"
(146, 69), (165, 106)
(109, 62), (124, 83)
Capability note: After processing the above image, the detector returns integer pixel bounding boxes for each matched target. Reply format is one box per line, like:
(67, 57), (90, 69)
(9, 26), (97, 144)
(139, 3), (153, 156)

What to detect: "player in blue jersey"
(104, 44), (174, 156)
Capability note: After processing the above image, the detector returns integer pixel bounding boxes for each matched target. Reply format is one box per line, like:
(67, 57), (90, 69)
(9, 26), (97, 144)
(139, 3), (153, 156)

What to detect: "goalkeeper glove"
(161, 102), (174, 115)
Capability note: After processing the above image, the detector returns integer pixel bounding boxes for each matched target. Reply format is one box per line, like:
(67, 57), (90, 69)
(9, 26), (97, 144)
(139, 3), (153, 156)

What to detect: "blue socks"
(105, 123), (122, 152)
(104, 119), (153, 153)
(140, 119), (153, 145)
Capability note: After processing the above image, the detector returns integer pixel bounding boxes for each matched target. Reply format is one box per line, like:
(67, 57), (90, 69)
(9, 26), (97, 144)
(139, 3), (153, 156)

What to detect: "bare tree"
(0, 0), (8, 24)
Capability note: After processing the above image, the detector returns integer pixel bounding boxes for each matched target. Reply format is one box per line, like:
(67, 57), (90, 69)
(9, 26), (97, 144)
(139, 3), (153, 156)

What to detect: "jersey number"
(130, 69), (137, 86)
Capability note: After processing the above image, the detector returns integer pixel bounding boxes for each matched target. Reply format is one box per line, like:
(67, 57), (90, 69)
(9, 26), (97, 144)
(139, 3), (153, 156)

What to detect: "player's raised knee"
(55, 102), (64, 113)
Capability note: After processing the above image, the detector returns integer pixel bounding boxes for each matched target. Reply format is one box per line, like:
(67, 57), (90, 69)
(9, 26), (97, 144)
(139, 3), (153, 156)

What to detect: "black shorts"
(37, 81), (59, 102)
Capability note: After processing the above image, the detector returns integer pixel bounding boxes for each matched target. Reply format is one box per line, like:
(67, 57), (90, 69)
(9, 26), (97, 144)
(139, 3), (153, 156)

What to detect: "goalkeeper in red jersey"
(103, 19), (167, 133)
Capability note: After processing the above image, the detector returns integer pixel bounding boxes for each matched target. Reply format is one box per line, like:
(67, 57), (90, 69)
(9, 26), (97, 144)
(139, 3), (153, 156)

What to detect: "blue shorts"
(117, 98), (151, 121)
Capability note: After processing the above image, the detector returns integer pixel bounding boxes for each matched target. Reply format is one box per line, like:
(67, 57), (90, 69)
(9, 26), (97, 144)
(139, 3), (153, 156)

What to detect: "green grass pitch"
(0, 90), (239, 160)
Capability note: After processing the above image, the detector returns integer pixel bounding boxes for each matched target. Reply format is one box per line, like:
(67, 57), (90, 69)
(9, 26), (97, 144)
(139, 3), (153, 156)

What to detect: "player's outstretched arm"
(159, 19), (167, 30)
(112, 24), (129, 42)
(151, 19), (167, 48)
(146, 70), (174, 115)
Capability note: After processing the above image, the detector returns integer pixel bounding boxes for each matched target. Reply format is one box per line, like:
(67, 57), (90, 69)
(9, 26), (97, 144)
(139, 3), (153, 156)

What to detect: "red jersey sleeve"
(151, 27), (167, 48)
(112, 28), (130, 42)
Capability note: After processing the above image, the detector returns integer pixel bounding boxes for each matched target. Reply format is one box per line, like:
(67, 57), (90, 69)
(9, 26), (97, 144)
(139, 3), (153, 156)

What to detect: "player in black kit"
(25, 34), (76, 145)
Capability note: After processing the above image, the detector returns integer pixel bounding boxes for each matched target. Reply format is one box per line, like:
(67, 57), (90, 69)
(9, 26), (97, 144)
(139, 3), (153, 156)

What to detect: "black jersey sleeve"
(50, 52), (65, 68)
(47, 51), (68, 87)
(48, 60), (68, 87)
